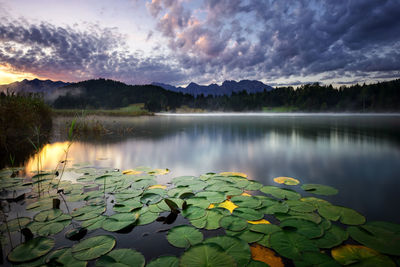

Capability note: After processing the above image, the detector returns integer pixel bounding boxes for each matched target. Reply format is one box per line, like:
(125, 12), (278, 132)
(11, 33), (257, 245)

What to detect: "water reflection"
(26, 114), (400, 222)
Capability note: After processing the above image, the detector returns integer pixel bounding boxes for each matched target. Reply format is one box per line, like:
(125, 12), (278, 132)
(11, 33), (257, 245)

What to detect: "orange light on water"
(26, 142), (71, 173)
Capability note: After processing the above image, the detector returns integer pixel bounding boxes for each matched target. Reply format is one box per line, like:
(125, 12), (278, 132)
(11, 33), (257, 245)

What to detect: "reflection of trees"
(50, 116), (400, 148)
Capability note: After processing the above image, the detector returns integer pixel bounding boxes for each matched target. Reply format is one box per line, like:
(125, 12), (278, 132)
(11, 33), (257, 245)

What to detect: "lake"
(26, 113), (400, 224)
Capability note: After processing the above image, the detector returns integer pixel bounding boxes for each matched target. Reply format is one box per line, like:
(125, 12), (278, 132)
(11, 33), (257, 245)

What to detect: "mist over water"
(28, 114), (400, 223)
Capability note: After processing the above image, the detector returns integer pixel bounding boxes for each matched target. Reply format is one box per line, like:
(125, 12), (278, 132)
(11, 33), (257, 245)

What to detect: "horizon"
(0, 1), (399, 87)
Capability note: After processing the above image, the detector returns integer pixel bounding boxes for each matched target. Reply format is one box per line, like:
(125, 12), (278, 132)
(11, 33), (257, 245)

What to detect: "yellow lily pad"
(241, 193), (252, 196)
(273, 177), (300, 185)
(148, 168), (170, 175)
(219, 172), (248, 178)
(148, 184), (167, 190)
(218, 200), (238, 213)
(248, 219), (271, 225)
(122, 169), (142, 175)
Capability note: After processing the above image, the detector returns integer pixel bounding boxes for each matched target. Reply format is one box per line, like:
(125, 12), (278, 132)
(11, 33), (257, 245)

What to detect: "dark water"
(27, 113), (400, 224)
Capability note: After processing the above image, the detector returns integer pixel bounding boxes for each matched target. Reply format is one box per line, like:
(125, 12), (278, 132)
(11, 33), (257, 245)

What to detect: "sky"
(0, 0), (399, 86)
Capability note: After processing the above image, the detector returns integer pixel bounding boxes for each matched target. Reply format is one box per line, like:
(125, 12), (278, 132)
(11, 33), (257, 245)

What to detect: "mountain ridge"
(152, 79), (273, 96)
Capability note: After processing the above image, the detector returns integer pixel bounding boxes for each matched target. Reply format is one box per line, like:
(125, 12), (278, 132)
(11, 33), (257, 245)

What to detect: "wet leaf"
(167, 225), (203, 248)
(280, 219), (324, 239)
(347, 221), (400, 256)
(331, 244), (395, 266)
(219, 172), (248, 178)
(273, 177), (300, 186)
(260, 186), (301, 200)
(190, 209), (225, 230)
(136, 211), (159, 225)
(46, 248), (87, 267)
(314, 224), (348, 249)
(232, 208), (264, 221)
(301, 184), (338, 196)
(180, 244), (236, 267)
(37, 222), (64, 236)
(205, 236), (251, 266)
(102, 213), (139, 232)
(248, 219), (271, 225)
(33, 209), (63, 222)
(318, 205), (365, 225)
(219, 215), (248, 231)
(96, 248), (145, 267)
(231, 196), (262, 208)
(8, 237), (55, 263)
(146, 256), (179, 267)
(269, 230), (319, 260)
(71, 235), (116, 261)
(250, 243), (284, 267)
(294, 251), (340, 267)
(218, 200), (238, 213)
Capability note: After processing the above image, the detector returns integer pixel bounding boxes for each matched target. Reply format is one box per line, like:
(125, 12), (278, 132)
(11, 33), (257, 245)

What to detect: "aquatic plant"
(0, 167), (399, 266)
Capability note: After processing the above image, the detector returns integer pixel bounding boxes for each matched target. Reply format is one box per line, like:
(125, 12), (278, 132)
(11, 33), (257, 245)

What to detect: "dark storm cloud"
(0, 20), (184, 84)
(147, 0), (400, 83)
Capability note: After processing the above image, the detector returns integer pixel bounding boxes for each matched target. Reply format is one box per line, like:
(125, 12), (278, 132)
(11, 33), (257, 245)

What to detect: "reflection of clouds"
(26, 116), (400, 222)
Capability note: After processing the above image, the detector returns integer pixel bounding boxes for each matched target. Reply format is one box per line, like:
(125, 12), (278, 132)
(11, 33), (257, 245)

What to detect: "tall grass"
(0, 92), (52, 169)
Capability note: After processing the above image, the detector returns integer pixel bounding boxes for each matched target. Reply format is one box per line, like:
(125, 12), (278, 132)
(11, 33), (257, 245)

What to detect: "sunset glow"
(0, 64), (42, 85)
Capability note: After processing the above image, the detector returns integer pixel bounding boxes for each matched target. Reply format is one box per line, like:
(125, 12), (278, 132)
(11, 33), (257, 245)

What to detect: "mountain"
(0, 78), (71, 101)
(152, 79), (273, 96)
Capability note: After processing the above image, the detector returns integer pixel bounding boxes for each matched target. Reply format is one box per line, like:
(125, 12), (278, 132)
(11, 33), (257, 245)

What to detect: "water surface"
(27, 113), (400, 223)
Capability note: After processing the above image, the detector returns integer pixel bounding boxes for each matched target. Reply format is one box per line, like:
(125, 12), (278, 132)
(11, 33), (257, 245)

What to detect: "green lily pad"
(180, 244), (236, 267)
(8, 237), (55, 263)
(331, 244), (395, 266)
(260, 186), (301, 200)
(286, 200), (316, 213)
(167, 225), (203, 248)
(71, 235), (116, 261)
(204, 236), (251, 266)
(280, 219), (324, 239)
(140, 193), (163, 205)
(186, 197), (211, 209)
(269, 230), (319, 260)
(102, 212), (139, 232)
(225, 228), (264, 243)
(96, 249), (145, 267)
(82, 216), (107, 231)
(301, 184), (338, 196)
(34, 209), (63, 222)
(230, 196), (262, 208)
(72, 205), (105, 217)
(196, 191), (226, 203)
(190, 209), (225, 230)
(245, 180), (263, 191)
(294, 251), (340, 267)
(146, 256), (179, 267)
(318, 205), (365, 225)
(232, 208), (264, 221)
(314, 224), (348, 249)
(246, 260), (269, 267)
(37, 222), (64, 236)
(258, 201), (289, 214)
(348, 221), (400, 256)
(113, 199), (142, 212)
(46, 248), (87, 267)
(219, 215), (248, 231)
(0, 217), (30, 232)
(182, 205), (207, 220)
(276, 210), (322, 224)
(136, 211), (159, 225)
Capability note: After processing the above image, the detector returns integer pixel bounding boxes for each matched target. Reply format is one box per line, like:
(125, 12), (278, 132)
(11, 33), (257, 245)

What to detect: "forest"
(52, 79), (400, 112)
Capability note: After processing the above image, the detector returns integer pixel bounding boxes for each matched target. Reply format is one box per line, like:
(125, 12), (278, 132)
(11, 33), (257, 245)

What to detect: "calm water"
(27, 113), (400, 223)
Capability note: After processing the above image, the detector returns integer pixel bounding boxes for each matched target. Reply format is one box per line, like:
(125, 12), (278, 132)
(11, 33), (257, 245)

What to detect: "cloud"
(146, 0), (400, 84)
(0, 20), (185, 84)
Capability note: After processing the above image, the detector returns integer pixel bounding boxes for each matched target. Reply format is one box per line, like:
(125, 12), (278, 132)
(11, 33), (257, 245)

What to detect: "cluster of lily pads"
(0, 167), (399, 266)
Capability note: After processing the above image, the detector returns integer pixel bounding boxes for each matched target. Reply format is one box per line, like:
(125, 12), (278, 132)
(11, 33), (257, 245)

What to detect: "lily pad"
(102, 213), (139, 232)
(180, 244), (236, 267)
(294, 251), (340, 267)
(273, 177), (300, 185)
(232, 208), (264, 221)
(196, 191), (226, 203)
(260, 186), (301, 200)
(231, 196), (262, 208)
(140, 193), (163, 205)
(301, 184), (338, 196)
(37, 222), (64, 236)
(8, 237), (55, 263)
(250, 243), (284, 267)
(71, 235), (116, 261)
(245, 180), (263, 191)
(347, 221), (400, 256)
(146, 256), (179, 267)
(280, 219), (324, 239)
(318, 205), (365, 225)
(34, 209), (63, 222)
(226, 228), (264, 243)
(205, 236), (251, 266)
(219, 215), (248, 232)
(46, 248), (87, 267)
(136, 211), (159, 225)
(190, 209), (225, 230)
(167, 225), (203, 248)
(331, 244), (395, 266)
(96, 249), (145, 267)
(314, 224), (348, 249)
(269, 230), (319, 260)
(0, 217), (30, 232)
(182, 205), (207, 220)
